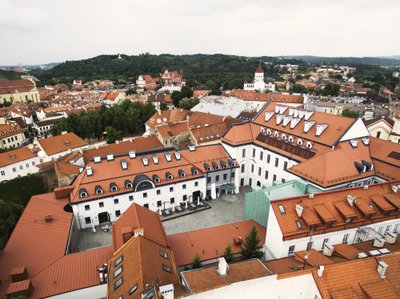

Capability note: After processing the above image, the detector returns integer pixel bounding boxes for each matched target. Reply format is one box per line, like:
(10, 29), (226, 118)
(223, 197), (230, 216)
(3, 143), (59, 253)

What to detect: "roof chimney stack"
(377, 261), (388, 279)
(217, 257), (229, 276)
(317, 265), (324, 277)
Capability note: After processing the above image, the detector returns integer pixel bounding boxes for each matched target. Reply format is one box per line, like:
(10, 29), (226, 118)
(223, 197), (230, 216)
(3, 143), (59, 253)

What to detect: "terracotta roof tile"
(0, 146), (36, 167)
(37, 132), (88, 156)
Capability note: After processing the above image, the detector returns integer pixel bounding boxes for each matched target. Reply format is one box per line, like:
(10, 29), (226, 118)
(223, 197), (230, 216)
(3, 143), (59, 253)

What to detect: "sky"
(1, 0), (399, 65)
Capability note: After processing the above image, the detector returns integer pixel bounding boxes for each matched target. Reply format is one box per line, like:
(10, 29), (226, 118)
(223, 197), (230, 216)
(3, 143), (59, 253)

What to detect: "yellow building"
(0, 79), (40, 104)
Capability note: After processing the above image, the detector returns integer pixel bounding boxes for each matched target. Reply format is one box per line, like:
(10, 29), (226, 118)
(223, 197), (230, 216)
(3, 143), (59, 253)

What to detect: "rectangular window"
(161, 264), (172, 273)
(84, 205), (90, 211)
(278, 204), (285, 214)
(144, 203), (149, 209)
(159, 250), (169, 259)
(182, 184), (186, 189)
(19, 165), (23, 170)
(251, 164), (254, 173)
(32, 161), (35, 166)
(114, 198), (119, 204)
(216, 175), (220, 182)
(170, 197), (175, 204)
(114, 277), (123, 290)
(273, 174), (277, 182)
(252, 148), (256, 158)
(114, 256), (123, 266)
(267, 154), (271, 163)
(114, 266), (123, 278)
(281, 178), (285, 183)
(385, 225), (391, 234)
(275, 158), (279, 167)
(115, 210), (121, 217)
(265, 171), (269, 179)
(143, 193), (147, 198)
(295, 220), (302, 229)
(223, 173), (227, 180)
(322, 238), (329, 249)
(99, 202), (104, 208)
(12, 167), (16, 172)
(288, 245), (295, 256)
(129, 284), (138, 295)
(0, 170), (5, 176)
(378, 227), (384, 234)
(342, 234), (349, 244)
(241, 164), (245, 173)
(157, 200), (162, 207)
(157, 190), (161, 195)
(170, 187), (174, 192)
(195, 181), (199, 187)
(85, 217), (91, 224)
(258, 167), (262, 176)
(259, 151), (263, 161)
(231, 172), (235, 178)
(284, 161), (288, 171)
(183, 195), (187, 201)
(26, 163), (29, 168)
(129, 195), (133, 201)
(242, 148), (246, 158)
(394, 224), (399, 234)
(306, 241), (313, 251)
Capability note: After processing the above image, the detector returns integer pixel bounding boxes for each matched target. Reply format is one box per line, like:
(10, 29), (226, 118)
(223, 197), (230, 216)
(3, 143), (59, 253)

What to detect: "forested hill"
(280, 55), (400, 66)
(30, 54), (303, 88)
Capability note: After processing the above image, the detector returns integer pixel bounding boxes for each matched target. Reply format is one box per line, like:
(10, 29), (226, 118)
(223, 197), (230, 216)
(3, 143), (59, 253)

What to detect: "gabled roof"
(364, 116), (395, 128)
(0, 79), (36, 95)
(167, 220), (266, 266)
(0, 146), (37, 167)
(112, 203), (169, 251)
(37, 132), (88, 156)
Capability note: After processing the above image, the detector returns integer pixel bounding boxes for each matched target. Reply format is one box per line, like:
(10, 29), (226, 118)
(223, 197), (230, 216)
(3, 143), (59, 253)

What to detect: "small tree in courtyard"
(223, 243), (234, 263)
(192, 255), (202, 269)
(241, 225), (263, 260)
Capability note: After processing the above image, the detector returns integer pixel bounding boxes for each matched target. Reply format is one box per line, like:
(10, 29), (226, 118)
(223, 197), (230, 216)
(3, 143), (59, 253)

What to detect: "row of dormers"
(264, 110), (328, 136)
(260, 127), (314, 150)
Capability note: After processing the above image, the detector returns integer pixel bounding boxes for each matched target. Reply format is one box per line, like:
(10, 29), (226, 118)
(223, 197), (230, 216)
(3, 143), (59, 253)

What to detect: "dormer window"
(274, 131), (279, 139)
(178, 169), (186, 178)
(266, 128), (272, 136)
(212, 162), (220, 170)
(220, 160), (228, 168)
(125, 180), (133, 189)
(204, 163), (211, 172)
(288, 135), (294, 143)
(281, 133), (287, 141)
(297, 138), (303, 146)
(174, 151), (181, 160)
(306, 141), (313, 149)
(191, 167), (199, 175)
(153, 174), (161, 183)
(79, 188), (88, 198)
(166, 172), (173, 180)
(95, 185), (104, 195)
(110, 183), (118, 192)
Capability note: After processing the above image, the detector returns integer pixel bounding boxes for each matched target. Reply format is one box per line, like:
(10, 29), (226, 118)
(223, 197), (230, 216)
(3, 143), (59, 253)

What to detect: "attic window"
(220, 160), (228, 168)
(204, 163), (211, 172)
(114, 266), (123, 278)
(114, 255), (123, 266)
(281, 133), (287, 141)
(95, 185), (104, 195)
(178, 170), (186, 178)
(266, 128), (272, 136)
(153, 175), (161, 183)
(64, 141), (71, 146)
(278, 204), (285, 214)
(166, 172), (173, 180)
(191, 167), (199, 175)
(212, 162), (220, 170)
(161, 264), (172, 273)
(129, 284), (138, 295)
(159, 250), (169, 259)
(306, 141), (313, 149)
(125, 180), (133, 189)
(295, 220), (303, 229)
(110, 183), (118, 192)
(297, 138), (303, 146)
(288, 136), (294, 143)
(79, 188), (88, 198)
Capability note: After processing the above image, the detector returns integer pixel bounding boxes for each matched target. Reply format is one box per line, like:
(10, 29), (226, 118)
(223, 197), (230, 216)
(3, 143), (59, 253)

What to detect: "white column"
(211, 182), (217, 199)
(234, 169), (240, 194)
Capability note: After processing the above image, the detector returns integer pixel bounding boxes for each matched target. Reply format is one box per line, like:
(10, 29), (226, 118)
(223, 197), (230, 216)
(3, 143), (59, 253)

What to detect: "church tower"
(254, 65), (264, 82)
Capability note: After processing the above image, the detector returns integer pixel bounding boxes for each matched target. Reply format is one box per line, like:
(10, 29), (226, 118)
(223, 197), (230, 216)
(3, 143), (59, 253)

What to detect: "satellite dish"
(38, 150), (45, 158)
(156, 118), (161, 124)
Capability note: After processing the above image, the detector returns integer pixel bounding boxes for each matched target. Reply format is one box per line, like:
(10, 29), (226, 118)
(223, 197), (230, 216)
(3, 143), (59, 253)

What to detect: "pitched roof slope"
(112, 203), (169, 251)
(167, 220), (266, 266)
(0, 146), (37, 167)
(82, 136), (162, 163)
(0, 193), (72, 298)
(37, 132), (88, 156)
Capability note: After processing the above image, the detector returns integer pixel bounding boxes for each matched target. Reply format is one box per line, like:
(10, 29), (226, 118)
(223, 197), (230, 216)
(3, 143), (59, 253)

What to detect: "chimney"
(94, 156), (101, 163)
(86, 166), (93, 176)
(217, 257), (229, 276)
(346, 195), (356, 206)
(317, 265), (325, 277)
(377, 261), (388, 279)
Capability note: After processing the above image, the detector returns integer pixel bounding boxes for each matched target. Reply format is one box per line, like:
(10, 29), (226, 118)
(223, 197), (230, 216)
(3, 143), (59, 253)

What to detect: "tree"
(192, 255), (202, 269)
(321, 83), (341, 96)
(125, 88), (136, 95)
(179, 97), (199, 110)
(223, 243), (234, 263)
(241, 225), (263, 260)
(342, 109), (359, 118)
(292, 84), (308, 94)
(105, 126), (122, 144)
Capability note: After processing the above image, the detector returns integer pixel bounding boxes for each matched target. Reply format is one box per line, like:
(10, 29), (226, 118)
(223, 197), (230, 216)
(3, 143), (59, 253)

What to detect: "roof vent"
(347, 195), (356, 206)
(106, 154), (114, 161)
(361, 160), (373, 171)
(165, 152), (172, 162)
(266, 128), (272, 136)
(304, 120), (315, 133)
(128, 149), (136, 159)
(174, 151), (181, 160)
(350, 139), (358, 148)
(323, 242), (334, 257)
(142, 156), (149, 166)
(188, 144), (196, 151)
(316, 123), (328, 136)
(283, 115), (292, 126)
(295, 203), (303, 217)
(290, 118), (301, 129)
(86, 166), (93, 176)
(94, 156), (101, 163)
(362, 137), (370, 146)
(152, 155), (159, 164)
(288, 135), (294, 143)
(276, 114), (284, 125)
(358, 252), (368, 259)
(385, 231), (397, 244)
(44, 214), (53, 222)
(265, 111), (274, 122)
(354, 162), (366, 174)
(317, 265), (324, 277)
(120, 159), (128, 170)
(377, 261), (388, 279)
(304, 111), (314, 120)
(297, 138), (303, 146)
(306, 141), (313, 149)
(217, 257), (229, 276)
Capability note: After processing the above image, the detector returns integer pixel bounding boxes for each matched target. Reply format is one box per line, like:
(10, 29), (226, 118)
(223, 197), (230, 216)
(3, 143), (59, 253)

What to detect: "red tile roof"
(0, 80), (36, 95)
(0, 146), (37, 167)
(270, 181), (400, 240)
(37, 132), (88, 156)
(167, 220), (266, 266)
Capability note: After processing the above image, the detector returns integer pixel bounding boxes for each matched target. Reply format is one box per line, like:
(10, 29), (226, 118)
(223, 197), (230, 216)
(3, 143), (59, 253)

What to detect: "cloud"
(0, 0), (399, 65)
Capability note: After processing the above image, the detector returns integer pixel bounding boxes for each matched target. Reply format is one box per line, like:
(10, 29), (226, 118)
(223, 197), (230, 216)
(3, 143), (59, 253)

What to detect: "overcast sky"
(1, 0), (399, 65)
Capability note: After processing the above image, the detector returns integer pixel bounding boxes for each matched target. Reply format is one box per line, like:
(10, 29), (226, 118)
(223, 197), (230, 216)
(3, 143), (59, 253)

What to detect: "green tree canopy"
(342, 109), (359, 118)
(241, 225), (263, 260)
(192, 255), (202, 269)
(223, 243), (234, 263)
